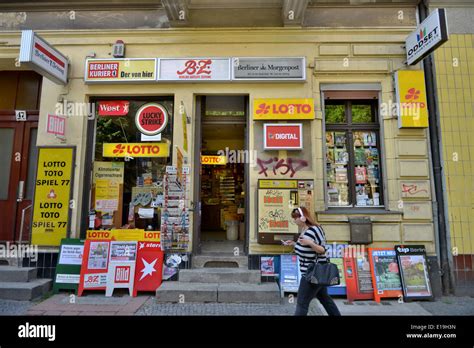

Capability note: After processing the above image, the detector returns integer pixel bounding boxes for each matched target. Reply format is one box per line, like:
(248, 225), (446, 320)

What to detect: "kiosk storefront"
(6, 26), (438, 291)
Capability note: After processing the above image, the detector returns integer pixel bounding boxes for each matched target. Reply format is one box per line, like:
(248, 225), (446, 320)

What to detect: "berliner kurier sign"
(405, 9), (448, 66)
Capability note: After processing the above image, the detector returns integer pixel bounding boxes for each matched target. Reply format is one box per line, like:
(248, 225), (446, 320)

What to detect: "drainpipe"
(419, 0), (454, 295)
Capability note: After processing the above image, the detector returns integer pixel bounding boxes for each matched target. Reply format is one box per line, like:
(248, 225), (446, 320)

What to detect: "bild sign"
(263, 123), (303, 150)
(405, 8), (448, 65)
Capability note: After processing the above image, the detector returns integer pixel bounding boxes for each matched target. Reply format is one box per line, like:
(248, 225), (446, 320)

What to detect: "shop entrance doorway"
(0, 71), (41, 242)
(194, 96), (248, 255)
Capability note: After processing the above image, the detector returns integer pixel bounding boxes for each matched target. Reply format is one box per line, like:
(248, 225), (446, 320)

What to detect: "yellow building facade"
(431, 1), (474, 295)
(0, 0), (449, 293)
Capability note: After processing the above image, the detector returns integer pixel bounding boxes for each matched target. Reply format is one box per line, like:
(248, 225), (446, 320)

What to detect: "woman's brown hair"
(291, 206), (319, 227)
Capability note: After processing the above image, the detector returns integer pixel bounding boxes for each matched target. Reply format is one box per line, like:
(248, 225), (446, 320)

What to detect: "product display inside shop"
(90, 98), (189, 251)
(326, 130), (381, 207)
(200, 164), (245, 236)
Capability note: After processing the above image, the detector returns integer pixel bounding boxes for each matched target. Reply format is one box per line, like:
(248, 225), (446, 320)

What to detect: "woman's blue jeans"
(294, 276), (341, 316)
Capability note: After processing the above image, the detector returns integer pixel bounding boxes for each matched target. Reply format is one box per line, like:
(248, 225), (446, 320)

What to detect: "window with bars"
(324, 99), (383, 208)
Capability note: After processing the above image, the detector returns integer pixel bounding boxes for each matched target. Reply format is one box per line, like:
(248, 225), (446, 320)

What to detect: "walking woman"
(283, 206), (341, 316)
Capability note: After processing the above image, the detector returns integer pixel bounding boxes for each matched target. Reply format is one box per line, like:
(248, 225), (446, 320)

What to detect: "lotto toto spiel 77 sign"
(135, 103), (168, 136)
(32, 147), (75, 246)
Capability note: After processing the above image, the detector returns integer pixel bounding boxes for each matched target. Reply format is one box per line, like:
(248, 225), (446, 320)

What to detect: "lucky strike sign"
(98, 101), (130, 116)
(135, 103), (168, 135)
(253, 98), (315, 120)
(264, 123), (303, 150)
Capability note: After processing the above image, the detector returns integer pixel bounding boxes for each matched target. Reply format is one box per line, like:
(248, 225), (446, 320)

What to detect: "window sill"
(316, 208), (403, 223)
(319, 207), (401, 215)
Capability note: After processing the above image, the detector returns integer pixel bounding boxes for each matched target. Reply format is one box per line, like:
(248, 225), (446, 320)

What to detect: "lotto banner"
(395, 70), (429, 128)
(86, 229), (160, 242)
(31, 147), (75, 246)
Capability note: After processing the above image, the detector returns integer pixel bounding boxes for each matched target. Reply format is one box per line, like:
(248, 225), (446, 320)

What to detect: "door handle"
(17, 181), (25, 202)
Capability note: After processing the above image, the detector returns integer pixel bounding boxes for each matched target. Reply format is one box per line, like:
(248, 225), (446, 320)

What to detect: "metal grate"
(22, 252), (58, 279)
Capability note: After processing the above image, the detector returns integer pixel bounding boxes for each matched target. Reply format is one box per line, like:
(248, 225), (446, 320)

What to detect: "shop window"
(325, 103), (346, 123)
(93, 98), (173, 229)
(325, 99), (383, 208)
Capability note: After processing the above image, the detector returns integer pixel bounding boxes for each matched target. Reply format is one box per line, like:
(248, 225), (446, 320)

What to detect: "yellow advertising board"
(395, 70), (429, 128)
(181, 101), (189, 153)
(103, 143), (169, 158)
(93, 162), (124, 212)
(201, 155), (227, 165)
(32, 147), (75, 246)
(253, 98), (315, 120)
(258, 180), (298, 189)
(85, 58), (157, 83)
(86, 229), (160, 242)
(258, 189), (299, 234)
(177, 147), (184, 185)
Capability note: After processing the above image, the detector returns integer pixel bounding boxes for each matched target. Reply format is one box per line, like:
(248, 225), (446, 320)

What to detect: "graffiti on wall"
(401, 181), (430, 198)
(257, 157), (309, 178)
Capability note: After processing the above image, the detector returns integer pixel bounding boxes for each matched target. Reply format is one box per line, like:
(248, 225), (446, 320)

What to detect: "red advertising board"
(78, 239), (111, 296)
(133, 241), (164, 296)
(263, 123), (303, 150)
(368, 248), (403, 303)
(343, 251), (374, 302)
(98, 100), (130, 116)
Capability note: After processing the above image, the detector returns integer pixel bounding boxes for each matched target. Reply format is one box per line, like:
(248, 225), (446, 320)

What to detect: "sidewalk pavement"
(24, 293), (150, 316)
(1, 293), (473, 316)
(319, 299), (433, 316)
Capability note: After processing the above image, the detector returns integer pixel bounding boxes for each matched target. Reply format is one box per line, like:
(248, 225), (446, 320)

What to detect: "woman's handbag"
(305, 259), (340, 286)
